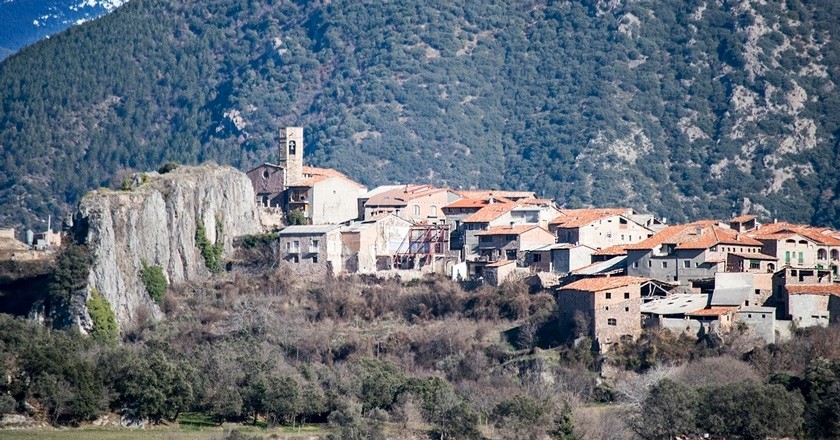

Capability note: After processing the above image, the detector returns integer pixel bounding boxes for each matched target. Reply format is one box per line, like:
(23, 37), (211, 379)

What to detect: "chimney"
(510, 221), (515, 228)
(695, 227), (702, 235)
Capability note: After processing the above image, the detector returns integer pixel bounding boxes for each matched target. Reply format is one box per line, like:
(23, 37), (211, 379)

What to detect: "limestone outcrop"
(71, 164), (261, 329)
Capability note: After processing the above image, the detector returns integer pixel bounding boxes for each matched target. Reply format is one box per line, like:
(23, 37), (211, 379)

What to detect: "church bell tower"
(279, 126), (304, 186)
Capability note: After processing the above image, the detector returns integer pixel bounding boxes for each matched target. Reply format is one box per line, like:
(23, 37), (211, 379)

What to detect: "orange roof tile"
(291, 166), (365, 188)
(558, 276), (649, 292)
(728, 252), (777, 261)
(751, 223), (840, 246)
(444, 197), (513, 209)
(787, 284), (840, 296)
(463, 203), (518, 223)
(687, 306), (738, 317)
(625, 221), (761, 251)
(476, 225), (543, 236)
(730, 214), (757, 223)
(592, 245), (628, 256)
(550, 208), (629, 228)
(454, 190), (536, 200)
(365, 184), (448, 206)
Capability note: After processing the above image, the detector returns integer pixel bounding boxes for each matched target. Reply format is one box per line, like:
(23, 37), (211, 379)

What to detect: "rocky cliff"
(71, 164), (262, 329)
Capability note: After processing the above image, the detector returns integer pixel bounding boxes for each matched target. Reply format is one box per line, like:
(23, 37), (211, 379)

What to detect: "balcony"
(308, 245), (320, 254)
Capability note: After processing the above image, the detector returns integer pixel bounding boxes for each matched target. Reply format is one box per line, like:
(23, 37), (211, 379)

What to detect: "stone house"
(475, 225), (555, 263)
(626, 221), (764, 284)
(340, 214), (412, 274)
(710, 272), (773, 309)
(557, 276), (647, 351)
(460, 203), (518, 260)
(286, 166), (367, 225)
(468, 224), (555, 278)
(737, 306), (778, 344)
(362, 184), (460, 224)
(785, 284), (840, 328)
(750, 222), (840, 275)
(484, 259), (518, 286)
(641, 293), (711, 334)
(443, 196), (517, 252)
(549, 208), (653, 250)
(725, 252), (778, 273)
(685, 306), (737, 334)
(246, 127), (366, 226)
(524, 243), (595, 274)
(246, 163), (286, 208)
(729, 214), (759, 232)
(277, 225), (343, 276)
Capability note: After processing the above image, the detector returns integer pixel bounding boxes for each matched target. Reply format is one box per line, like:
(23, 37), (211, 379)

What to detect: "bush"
(638, 379), (698, 440)
(157, 162), (180, 174)
(196, 221), (224, 272)
(287, 209), (307, 225)
(239, 232), (279, 249)
(140, 262), (168, 304)
(87, 289), (118, 342)
(0, 394), (16, 414)
(697, 381), (803, 440)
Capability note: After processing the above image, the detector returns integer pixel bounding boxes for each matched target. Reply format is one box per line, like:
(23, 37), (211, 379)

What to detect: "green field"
(0, 420), (325, 440)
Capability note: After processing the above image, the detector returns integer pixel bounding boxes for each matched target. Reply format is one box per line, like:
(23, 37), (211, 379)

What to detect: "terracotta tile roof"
(488, 259), (516, 267)
(476, 225), (542, 236)
(550, 208), (629, 228)
(517, 198), (554, 206)
(558, 276), (649, 292)
(454, 190), (536, 200)
(593, 245), (628, 256)
(751, 223), (840, 246)
(730, 214), (757, 223)
(444, 197), (513, 209)
(625, 221), (761, 251)
(290, 166), (365, 188)
(787, 284), (840, 296)
(728, 252), (778, 261)
(365, 184), (448, 206)
(463, 203), (518, 223)
(687, 306), (738, 317)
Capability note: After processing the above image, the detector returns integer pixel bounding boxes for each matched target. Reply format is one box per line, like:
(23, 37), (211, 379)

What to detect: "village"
(244, 127), (840, 351)
(4, 126), (840, 353)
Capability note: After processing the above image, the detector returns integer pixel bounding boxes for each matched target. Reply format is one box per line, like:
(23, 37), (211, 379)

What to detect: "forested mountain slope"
(2, 0), (840, 229)
(0, 0), (126, 60)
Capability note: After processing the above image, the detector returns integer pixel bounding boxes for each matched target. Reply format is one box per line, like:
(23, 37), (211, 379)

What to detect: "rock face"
(72, 164), (262, 328)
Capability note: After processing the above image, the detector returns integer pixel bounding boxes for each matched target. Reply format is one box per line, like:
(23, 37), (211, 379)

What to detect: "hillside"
(2, 0), (840, 229)
(0, 0), (126, 60)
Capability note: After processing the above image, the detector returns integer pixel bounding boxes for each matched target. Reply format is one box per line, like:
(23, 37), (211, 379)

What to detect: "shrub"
(0, 394), (16, 414)
(697, 381), (803, 440)
(239, 232), (279, 249)
(157, 162), (180, 174)
(140, 262), (168, 304)
(196, 221), (224, 272)
(87, 289), (118, 342)
(287, 209), (307, 225)
(638, 379), (699, 440)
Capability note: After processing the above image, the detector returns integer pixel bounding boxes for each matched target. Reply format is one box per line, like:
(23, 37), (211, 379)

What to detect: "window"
(262, 169), (270, 179)
(288, 140), (296, 154)
(624, 292), (630, 299)
(684, 260), (690, 269)
(606, 233), (612, 238)
(606, 292), (612, 299)
(662, 261), (668, 268)
(749, 260), (760, 269)
(430, 205), (437, 217)
(647, 260), (652, 268)
(625, 307), (630, 312)
(607, 318), (617, 326)
(292, 255), (299, 263)
(633, 261), (639, 268)
(605, 306), (610, 311)
(312, 239), (319, 247)
(312, 255), (318, 263)
(413, 205), (420, 216)
(480, 236), (492, 243)
(506, 235), (517, 240)
(532, 254), (542, 262)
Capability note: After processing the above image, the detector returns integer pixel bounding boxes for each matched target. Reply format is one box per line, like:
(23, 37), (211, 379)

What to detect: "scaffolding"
(393, 224), (451, 271)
